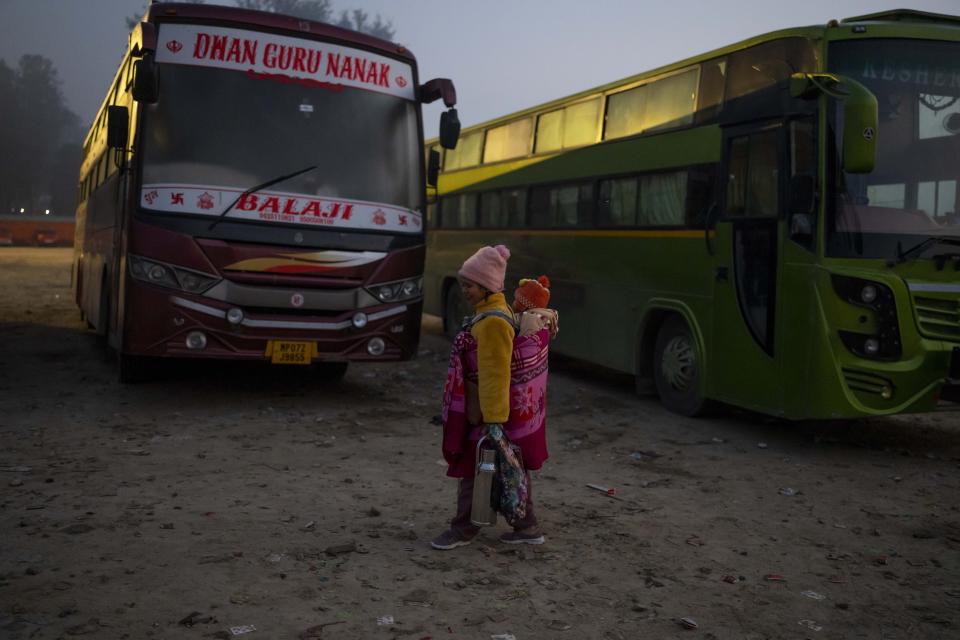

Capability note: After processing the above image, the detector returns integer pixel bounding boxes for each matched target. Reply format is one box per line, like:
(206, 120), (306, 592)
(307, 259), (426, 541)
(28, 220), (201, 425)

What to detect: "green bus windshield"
(828, 39), (960, 258)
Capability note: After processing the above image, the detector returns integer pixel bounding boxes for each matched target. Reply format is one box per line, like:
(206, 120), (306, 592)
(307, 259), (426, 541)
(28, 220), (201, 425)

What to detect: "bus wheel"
(444, 283), (468, 340)
(653, 316), (706, 417)
(119, 353), (155, 384)
(314, 361), (349, 380)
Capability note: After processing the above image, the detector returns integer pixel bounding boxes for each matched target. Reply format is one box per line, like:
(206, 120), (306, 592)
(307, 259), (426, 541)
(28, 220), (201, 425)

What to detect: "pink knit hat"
(458, 245), (511, 293)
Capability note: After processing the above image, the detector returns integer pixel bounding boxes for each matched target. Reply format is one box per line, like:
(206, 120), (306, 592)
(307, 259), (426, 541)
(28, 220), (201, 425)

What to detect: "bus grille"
(842, 368), (893, 397)
(913, 296), (960, 340)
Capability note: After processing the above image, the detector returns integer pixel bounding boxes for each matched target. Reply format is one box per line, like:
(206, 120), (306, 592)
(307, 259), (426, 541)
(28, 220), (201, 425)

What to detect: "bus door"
(709, 122), (784, 411)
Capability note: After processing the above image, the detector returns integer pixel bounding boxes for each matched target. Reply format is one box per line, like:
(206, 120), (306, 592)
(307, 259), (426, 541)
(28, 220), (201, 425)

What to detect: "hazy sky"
(2, 0), (959, 138)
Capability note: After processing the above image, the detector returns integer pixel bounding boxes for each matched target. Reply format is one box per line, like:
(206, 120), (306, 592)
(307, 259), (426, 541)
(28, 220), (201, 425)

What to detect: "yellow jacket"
(470, 293), (514, 424)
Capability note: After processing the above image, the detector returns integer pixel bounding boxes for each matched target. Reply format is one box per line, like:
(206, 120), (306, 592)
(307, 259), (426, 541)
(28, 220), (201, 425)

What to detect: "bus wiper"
(889, 235), (960, 267)
(207, 164), (318, 231)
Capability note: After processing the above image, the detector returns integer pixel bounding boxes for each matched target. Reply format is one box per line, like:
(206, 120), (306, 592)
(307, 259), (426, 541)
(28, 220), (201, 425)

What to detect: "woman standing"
(432, 245), (548, 550)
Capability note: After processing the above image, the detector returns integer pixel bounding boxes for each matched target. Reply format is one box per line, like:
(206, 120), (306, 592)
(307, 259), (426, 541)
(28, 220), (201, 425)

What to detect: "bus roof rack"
(841, 9), (960, 26)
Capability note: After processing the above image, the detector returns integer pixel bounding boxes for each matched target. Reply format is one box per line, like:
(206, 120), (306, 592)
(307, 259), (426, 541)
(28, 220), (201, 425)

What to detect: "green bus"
(423, 9), (960, 419)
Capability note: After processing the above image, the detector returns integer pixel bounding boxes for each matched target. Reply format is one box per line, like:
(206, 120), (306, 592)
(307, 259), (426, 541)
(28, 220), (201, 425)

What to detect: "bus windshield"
(141, 63), (421, 226)
(828, 39), (960, 258)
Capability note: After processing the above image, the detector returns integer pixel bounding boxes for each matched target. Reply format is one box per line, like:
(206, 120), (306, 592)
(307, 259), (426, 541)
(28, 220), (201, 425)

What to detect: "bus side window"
(696, 59), (726, 124)
(532, 183), (593, 228)
(445, 193), (477, 228)
(598, 177), (639, 227)
(789, 120), (817, 249)
(639, 172), (687, 226)
(686, 165), (718, 228)
(479, 191), (504, 227)
(726, 130), (779, 218)
(503, 189), (527, 228)
(529, 186), (552, 228)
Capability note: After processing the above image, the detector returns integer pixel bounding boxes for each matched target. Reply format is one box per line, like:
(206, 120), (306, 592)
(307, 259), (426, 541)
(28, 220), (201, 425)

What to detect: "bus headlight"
(839, 330), (897, 361)
(129, 254), (221, 294)
(367, 337), (386, 356)
(832, 274), (901, 360)
(367, 277), (423, 303)
(186, 331), (207, 350)
(352, 312), (368, 328)
(148, 264), (168, 282)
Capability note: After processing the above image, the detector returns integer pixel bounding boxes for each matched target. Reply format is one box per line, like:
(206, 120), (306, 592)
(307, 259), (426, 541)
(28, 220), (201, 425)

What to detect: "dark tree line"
(127, 1), (395, 40)
(0, 55), (81, 217)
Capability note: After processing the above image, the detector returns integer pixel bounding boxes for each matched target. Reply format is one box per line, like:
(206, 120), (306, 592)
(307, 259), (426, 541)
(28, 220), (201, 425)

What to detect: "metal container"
(471, 437), (498, 527)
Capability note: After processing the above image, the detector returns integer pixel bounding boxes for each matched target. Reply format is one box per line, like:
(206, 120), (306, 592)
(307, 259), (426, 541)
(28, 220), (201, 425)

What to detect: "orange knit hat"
(512, 275), (550, 311)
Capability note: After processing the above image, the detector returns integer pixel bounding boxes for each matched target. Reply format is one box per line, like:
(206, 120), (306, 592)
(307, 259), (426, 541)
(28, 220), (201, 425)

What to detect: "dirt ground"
(0, 247), (958, 640)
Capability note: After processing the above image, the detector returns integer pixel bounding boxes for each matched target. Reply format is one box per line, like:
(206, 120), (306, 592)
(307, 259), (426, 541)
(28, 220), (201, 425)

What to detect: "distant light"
(19, 208), (24, 213)
(44, 209), (50, 215)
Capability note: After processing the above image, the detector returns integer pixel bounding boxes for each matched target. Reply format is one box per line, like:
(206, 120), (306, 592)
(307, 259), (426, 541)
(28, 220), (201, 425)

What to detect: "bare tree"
(125, 1), (394, 40)
(336, 9), (394, 41)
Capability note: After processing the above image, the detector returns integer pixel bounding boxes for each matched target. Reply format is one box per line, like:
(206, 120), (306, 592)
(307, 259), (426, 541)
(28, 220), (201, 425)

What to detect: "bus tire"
(314, 361), (348, 380)
(653, 316), (707, 417)
(444, 282), (467, 341)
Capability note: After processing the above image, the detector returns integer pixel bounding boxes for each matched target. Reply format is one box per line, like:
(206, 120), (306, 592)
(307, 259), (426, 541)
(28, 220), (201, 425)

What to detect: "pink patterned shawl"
(440, 327), (550, 478)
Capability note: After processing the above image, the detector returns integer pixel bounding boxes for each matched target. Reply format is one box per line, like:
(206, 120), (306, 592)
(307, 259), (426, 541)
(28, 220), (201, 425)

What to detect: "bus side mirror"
(427, 149), (441, 187)
(439, 109), (460, 150)
(107, 106), (129, 149)
(132, 57), (159, 104)
(790, 72), (877, 174)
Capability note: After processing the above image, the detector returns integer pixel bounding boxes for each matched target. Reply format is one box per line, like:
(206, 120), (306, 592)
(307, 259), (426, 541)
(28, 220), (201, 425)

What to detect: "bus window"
(696, 58), (726, 123)
(504, 189), (527, 228)
(535, 97), (601, 153)
(686, 165), (717, 228)
(727, 130), (779, 218)
(919, 93), (960, 140)
(563, 98), (601, 147)
(479, 191), (506, 227)
(530, 183), (592, 227)
(535, 110), (563, 153)
(529, 186), (552, 227)
(866, 184), (906, 208)
(645, 69), (698, 132)
(639, 172), (688, 225)
(726, 38), (817, 104)
(445, 130), (483, 171)
(483, 118), (532, 163)
(554, 185), (580, 227)
(604, 85), (647, 140)
(917, 180), (957, 218)
(443, 193), (478, 228)
(598, 177), (639, 226)
(789, 120), (817, 248)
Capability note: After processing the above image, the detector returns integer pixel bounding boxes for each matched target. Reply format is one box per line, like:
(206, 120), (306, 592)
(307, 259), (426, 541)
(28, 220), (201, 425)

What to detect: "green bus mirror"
(439, 108), (460, 150)
(790, 72), (877, 174)
(840, 82), (877, 173)
(133, 57), (159, 104)
(427, 148), (441, 187)
(107, 106), (129, 149)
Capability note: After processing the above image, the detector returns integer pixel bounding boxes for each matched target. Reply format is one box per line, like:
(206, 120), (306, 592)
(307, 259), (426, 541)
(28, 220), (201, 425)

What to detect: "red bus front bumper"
(122, 280), (422, 362)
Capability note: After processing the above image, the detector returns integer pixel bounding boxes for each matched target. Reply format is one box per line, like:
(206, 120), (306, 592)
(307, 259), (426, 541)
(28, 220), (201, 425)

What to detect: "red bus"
(73, 2), (458, 381)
